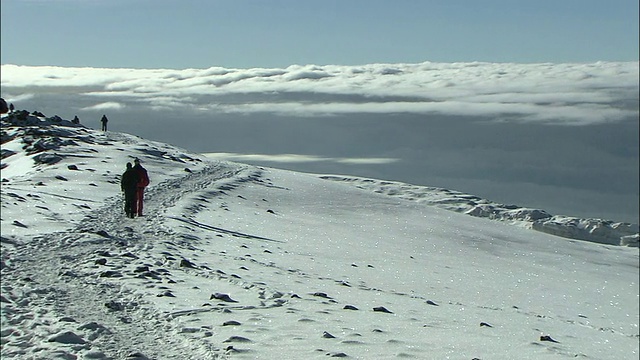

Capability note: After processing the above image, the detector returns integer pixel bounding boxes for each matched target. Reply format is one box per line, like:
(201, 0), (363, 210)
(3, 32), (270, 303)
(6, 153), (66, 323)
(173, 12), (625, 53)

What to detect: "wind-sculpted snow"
(319, 175), (640, 247)
(1, 112), (638, 359)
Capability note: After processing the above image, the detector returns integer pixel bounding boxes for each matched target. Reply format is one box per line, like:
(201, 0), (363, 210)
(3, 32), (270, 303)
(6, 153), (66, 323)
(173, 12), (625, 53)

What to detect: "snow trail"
(2, 161), (261, 359)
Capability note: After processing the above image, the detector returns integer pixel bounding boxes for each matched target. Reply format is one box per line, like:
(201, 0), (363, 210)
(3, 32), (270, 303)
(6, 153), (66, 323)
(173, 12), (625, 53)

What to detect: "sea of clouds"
(1, 61), (638, 223)
(2, 61), (638, 125)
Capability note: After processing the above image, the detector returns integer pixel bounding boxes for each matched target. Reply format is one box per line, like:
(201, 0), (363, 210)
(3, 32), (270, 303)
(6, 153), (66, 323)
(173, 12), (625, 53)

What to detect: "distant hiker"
(72, 115), (80, 124)
(9, 103), (14, 113)
(121, 162), (140, 218)
(133, 158), (150, 216)
(101, 114), (108, 131)
(0, 98), (7, 114)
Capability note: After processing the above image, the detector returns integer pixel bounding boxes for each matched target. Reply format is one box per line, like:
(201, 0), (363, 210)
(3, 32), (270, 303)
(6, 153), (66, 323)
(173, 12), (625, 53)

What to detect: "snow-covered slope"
(1, 112), (638, 359)
(319, 176), (639, 247)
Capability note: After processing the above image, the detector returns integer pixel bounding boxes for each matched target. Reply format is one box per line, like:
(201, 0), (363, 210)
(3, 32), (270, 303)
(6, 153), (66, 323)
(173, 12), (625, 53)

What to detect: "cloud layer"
(2, 61), (638, 125)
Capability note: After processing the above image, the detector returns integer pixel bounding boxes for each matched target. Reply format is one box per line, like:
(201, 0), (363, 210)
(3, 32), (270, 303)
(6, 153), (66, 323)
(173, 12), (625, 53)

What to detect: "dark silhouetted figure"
(72, 115), (80, 124)
(9, 103), (14, 112)
(133, 158), (150, 216)
(101, 114), (108, 131)
(121, 162), (140, 218)
(0, 98), (7, 114)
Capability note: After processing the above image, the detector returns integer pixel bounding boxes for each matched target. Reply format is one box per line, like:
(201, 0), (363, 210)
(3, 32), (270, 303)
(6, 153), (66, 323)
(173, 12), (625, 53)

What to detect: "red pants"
(135, 187), (145, 215)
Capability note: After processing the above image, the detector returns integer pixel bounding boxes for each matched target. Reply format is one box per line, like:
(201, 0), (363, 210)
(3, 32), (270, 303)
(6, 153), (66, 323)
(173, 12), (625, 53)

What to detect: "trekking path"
(1, 160), (262, 359)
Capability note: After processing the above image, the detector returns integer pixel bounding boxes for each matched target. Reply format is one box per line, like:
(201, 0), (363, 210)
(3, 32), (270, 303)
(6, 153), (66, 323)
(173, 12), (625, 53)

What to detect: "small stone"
(312, 292), (331, 299)
(373, 306), (393, 314)
(134, 266), (150, 273)
(223, 320), (241, 326)
(210, 293), (238, 303)
(540, 335), (559, 343)
(12, 220), (27, 228)
(322, 331), (336, 339)
(223, 335), (252, 343)
(180, 259), (197, 268)
(48, 331), (86, 344)
(100, 270), (122, 278)
(126, 352), (151, 360)
(95, 230), (110, 238)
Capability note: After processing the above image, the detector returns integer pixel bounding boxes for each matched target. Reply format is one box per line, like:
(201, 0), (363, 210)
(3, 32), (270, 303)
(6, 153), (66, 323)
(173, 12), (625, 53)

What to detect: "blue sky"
(1, 0), (638, 69)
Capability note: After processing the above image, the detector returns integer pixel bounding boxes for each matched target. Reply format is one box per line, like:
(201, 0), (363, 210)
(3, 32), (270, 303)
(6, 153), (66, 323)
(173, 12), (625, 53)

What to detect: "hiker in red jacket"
(133, 158), (150, 216)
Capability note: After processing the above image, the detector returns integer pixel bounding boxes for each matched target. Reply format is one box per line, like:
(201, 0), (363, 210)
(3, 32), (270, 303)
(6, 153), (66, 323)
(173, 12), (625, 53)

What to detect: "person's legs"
(131, 190), (138, 216)
(124, 196), (131, 217)
(136, 188), (144, 216)
(124, 191), (136, 217)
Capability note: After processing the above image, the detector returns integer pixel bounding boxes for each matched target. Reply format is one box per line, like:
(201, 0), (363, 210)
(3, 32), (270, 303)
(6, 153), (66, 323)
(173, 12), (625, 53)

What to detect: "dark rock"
(95, 258), (107, 266)
(105, 301), (125, 311)
(95, 230), (110, 238)
(142, 271), (161, 280)
(34, 153), (63, 165)
(134, 266), (150, 273)
(540, 335), (559, 343)
(373, 306), (393, 314)
(157, 290), (175, 298)
(312, 292), (331, 299)
(55, 175), (68, 181)
(67, 164), (79, 170)
(322, 331), (336, 338)
(480, 322), (493, 328)
(330, 352), (348, 357)
(12, 220), (27, 228)
(343, 305), (358, 311)
(426, 300), (439, 306)
(180, 258), (197, 268)
(100, 270), (122, 278)
(48, 331), (86, 344)
(223, 335), (252, 343)
(210, 293), (238, 303)
(126, 352), (151, 360)
(223, 320), (241, 326)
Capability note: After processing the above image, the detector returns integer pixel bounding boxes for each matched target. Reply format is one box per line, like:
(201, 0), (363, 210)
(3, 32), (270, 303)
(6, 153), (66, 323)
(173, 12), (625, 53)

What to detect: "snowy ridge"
(319, 176), (640, 247)
(1, 112), (639, 359)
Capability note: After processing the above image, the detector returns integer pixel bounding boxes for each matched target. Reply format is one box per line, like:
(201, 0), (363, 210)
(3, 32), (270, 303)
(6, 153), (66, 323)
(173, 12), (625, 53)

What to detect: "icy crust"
(320, 175), (640, 247)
